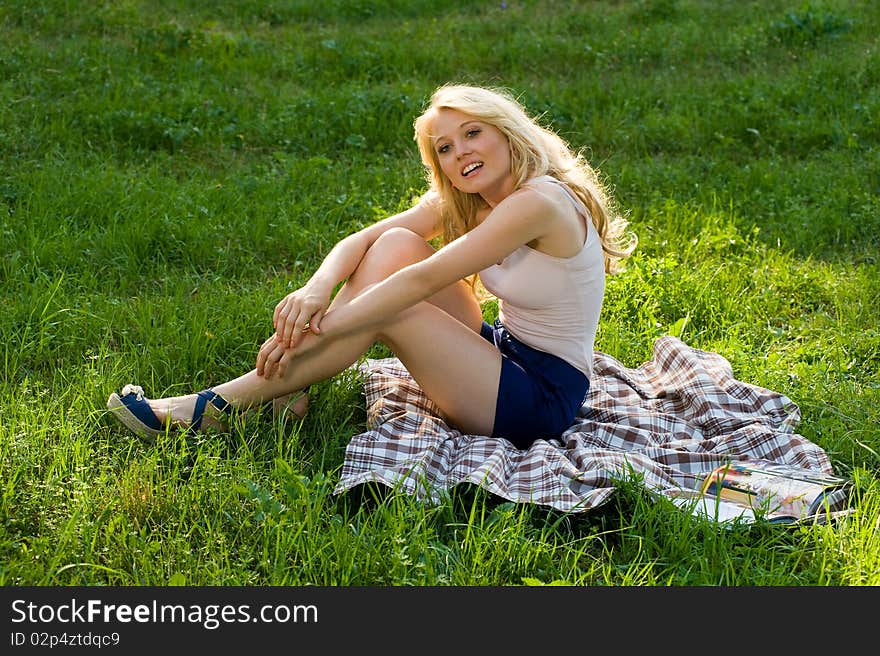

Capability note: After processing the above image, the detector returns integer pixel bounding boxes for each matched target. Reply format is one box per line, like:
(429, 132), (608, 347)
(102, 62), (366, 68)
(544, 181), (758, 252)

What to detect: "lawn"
(1, 0), (878, 585)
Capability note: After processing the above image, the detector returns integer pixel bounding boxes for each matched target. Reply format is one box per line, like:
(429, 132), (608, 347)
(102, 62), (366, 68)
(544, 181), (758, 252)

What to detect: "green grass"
(1, 0), (878, 586)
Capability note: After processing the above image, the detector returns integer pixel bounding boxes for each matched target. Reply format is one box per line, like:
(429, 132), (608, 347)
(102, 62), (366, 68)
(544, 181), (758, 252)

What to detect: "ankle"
(147, 395), (195, 427)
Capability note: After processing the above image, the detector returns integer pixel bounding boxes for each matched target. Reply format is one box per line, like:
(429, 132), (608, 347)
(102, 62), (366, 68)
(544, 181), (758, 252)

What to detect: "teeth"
(462, 162), (482, 176)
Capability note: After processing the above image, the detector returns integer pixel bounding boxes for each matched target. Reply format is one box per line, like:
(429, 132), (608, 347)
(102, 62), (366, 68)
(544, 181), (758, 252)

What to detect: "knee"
(368, 227), (432, 266)
(347, 227), (433, 293)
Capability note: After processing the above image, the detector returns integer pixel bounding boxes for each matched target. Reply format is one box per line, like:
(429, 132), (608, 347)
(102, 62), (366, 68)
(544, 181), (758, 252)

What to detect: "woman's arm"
(316, 187), (557, 341)
(273, 194), (442, 346)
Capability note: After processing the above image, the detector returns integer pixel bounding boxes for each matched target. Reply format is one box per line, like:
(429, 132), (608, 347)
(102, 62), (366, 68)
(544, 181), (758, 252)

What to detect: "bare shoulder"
(491, 179), (573, 228)
(511, 177), (586, 256)
(519, 177), (576, 213)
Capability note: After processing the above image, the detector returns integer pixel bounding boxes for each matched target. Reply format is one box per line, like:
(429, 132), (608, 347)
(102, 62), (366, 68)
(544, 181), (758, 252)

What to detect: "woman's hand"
(273, 282), (330, 349)
(256, 334), (289, 379)
(256, 328), (321, 379)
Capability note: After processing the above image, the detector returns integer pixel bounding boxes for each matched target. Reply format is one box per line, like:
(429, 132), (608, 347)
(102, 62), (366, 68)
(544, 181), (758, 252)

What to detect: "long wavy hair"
(413, 83), (636, 277)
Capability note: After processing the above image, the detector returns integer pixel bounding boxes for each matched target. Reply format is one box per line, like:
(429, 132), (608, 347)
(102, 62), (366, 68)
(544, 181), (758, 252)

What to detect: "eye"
(437, 143), (450, 154)
(466, 128), (481, 138)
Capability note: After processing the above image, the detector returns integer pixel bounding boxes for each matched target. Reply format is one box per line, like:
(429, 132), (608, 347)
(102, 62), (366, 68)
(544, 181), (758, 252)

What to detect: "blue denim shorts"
(481, 320), (589, 449)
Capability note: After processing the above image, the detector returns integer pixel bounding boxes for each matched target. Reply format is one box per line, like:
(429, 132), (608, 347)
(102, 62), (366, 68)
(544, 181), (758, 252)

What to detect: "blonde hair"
(413, 83), (636, 276)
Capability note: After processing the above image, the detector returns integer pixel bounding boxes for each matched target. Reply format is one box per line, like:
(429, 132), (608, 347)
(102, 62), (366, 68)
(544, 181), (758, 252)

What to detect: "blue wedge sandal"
(106, 384), (235, 442)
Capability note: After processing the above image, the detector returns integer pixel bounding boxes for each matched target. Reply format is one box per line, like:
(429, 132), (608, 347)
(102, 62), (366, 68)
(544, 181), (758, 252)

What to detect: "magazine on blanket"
(667, 460), (854, 525)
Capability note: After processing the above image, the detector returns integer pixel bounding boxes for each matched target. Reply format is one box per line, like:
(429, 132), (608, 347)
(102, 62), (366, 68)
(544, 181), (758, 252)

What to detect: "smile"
(461, 162), (483, 177)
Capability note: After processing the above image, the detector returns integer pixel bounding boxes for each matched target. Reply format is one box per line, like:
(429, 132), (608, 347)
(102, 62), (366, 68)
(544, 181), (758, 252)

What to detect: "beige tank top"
(479, 175), (605, 378)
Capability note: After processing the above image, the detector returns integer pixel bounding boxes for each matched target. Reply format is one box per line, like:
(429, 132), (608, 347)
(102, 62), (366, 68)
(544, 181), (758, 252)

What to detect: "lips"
(461, 161), (483, 177)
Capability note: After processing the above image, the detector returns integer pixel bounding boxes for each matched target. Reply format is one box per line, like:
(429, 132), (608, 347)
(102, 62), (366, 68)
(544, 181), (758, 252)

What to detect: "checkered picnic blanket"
(334, 335), (834, 513)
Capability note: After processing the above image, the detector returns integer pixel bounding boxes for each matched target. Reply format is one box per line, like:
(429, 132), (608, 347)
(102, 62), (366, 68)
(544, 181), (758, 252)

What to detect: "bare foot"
(272, 389), (309, 421)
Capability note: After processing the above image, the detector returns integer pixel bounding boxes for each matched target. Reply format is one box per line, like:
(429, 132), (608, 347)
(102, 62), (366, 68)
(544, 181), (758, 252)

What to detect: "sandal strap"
(192, 388), (233, 430)
(115, 386), (163, 431)
(203, 388), (232, 414)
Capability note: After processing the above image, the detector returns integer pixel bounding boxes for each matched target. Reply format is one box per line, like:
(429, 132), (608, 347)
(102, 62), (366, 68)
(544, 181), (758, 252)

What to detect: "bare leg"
(148, 228), (488, 428)
(272, 226), (483, 419)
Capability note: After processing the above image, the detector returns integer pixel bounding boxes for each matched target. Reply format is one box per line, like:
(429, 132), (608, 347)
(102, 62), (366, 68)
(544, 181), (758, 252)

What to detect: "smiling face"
(430, 108), (514, 207)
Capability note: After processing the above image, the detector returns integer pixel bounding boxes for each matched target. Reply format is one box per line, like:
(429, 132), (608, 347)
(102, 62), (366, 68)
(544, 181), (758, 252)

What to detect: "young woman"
(108, 83), (636, 449)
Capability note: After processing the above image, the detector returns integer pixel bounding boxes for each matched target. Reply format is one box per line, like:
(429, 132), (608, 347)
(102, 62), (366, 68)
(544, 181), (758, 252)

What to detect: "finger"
(277, 305), (295, 345)
(310, 309), (325, 334)
(274, 303), (290, 337)
(264, 346), (283, 379)
(257, 337), (278, 375)
(277, 350), (290, 378)
(272, 345), (291, 379)
(276, 295), (300, 333)
(288, 309), (310, 348)
(273, 296), (291, 329)
(256, 341), (270, 376)
(279, 311), (294, 347)
(277, 305), (298, 344)
(278, 345), (299, 379)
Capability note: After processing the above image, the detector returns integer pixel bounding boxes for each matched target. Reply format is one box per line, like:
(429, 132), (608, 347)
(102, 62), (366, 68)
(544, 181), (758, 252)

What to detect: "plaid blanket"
(334, 336), (834, 513)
